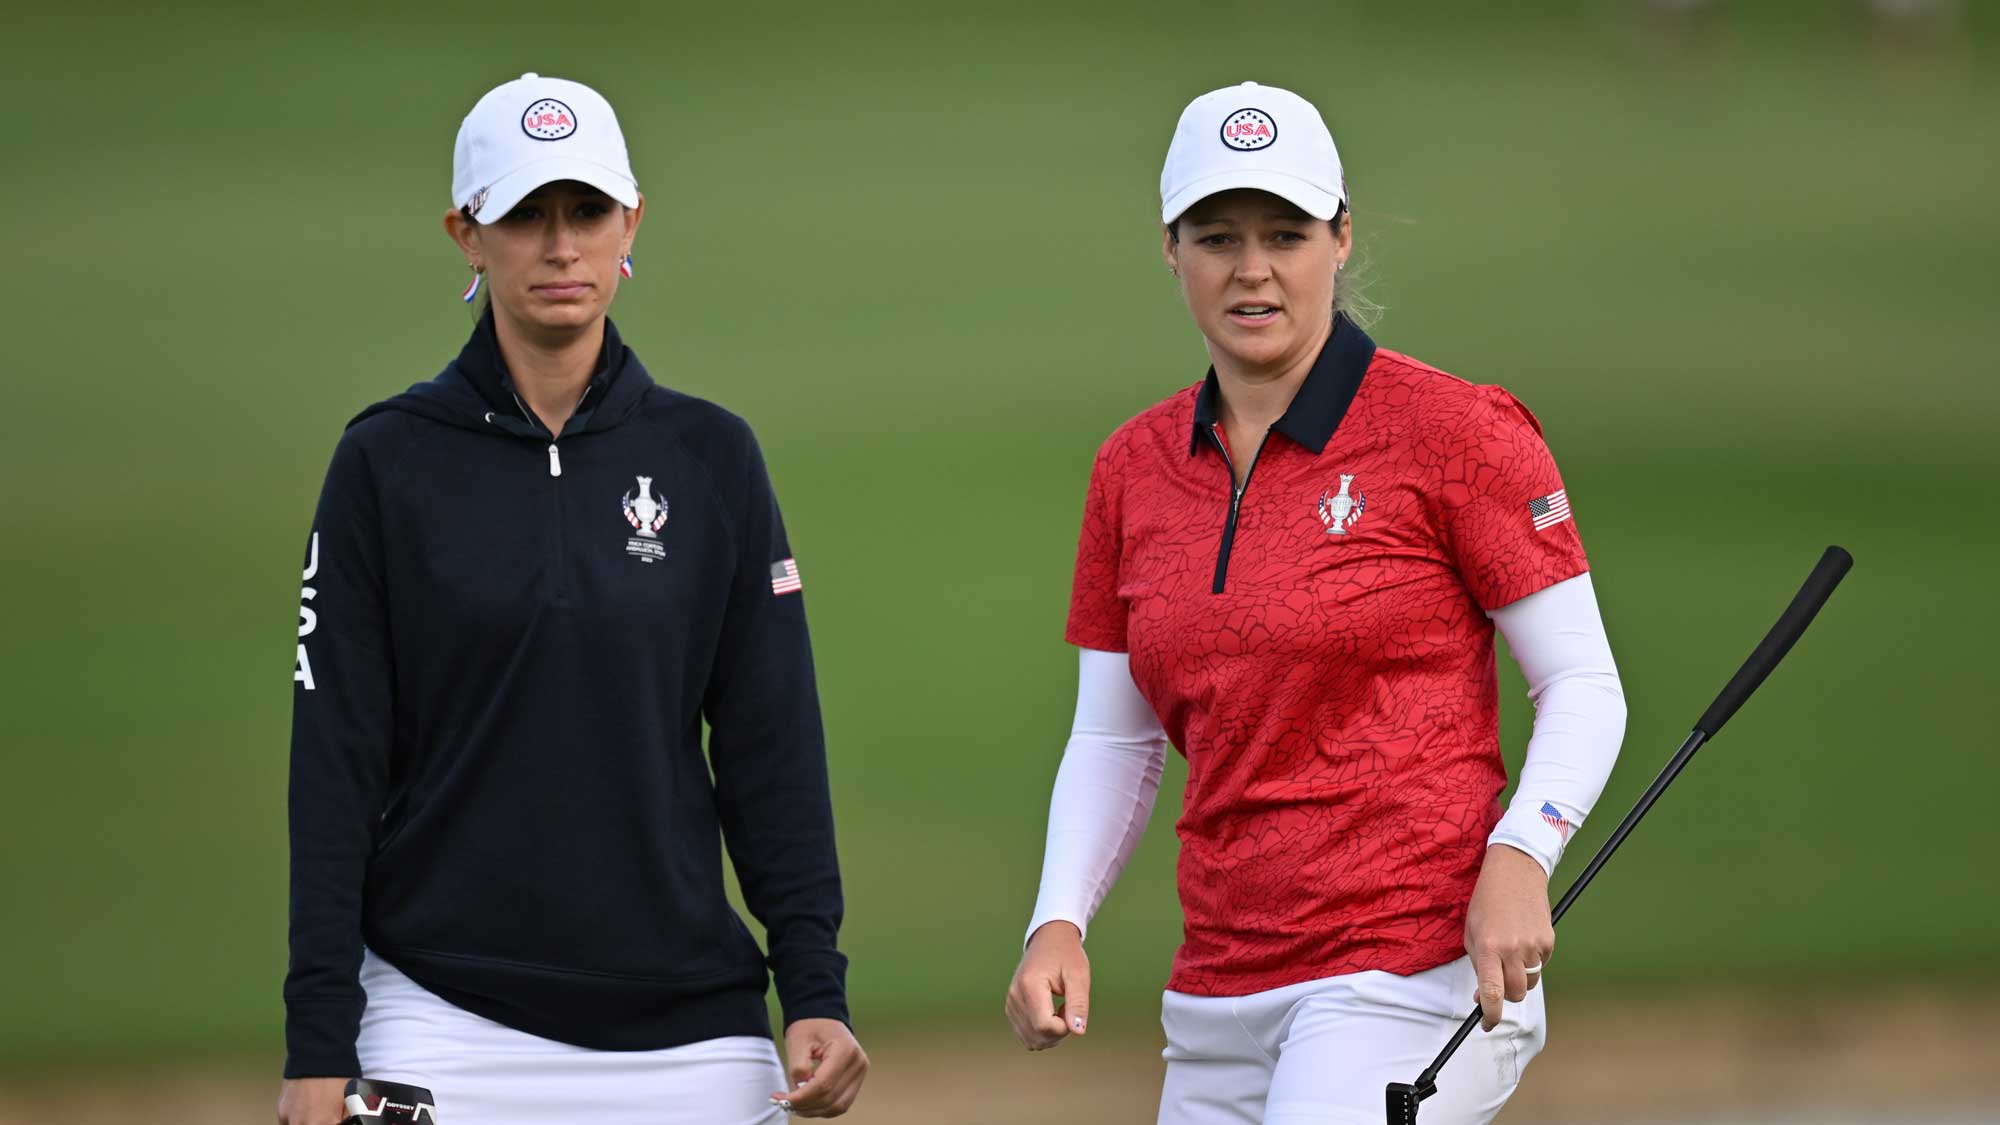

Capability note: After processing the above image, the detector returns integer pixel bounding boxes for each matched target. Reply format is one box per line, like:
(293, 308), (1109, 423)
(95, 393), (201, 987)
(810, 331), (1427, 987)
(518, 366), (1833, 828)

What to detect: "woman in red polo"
(1003, 82), (1628, 1124)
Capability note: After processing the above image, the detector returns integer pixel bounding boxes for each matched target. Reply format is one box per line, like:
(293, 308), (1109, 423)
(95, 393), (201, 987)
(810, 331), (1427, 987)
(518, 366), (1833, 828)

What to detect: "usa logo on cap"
(521, 98), (577, 140)
(1220, 108), (1276, 151)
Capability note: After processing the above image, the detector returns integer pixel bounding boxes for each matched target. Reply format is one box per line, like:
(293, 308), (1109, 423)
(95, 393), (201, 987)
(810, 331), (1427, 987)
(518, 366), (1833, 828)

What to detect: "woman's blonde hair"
(1334, 219), (1382, 329)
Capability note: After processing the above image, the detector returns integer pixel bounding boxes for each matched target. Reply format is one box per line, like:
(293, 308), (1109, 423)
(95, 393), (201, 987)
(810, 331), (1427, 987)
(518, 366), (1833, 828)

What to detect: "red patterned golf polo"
(1065, 317), (1589, 996)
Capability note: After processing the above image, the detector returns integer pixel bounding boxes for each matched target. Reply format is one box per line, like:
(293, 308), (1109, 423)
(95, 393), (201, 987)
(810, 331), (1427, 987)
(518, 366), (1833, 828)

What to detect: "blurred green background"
(2, 0), (1995, 1079)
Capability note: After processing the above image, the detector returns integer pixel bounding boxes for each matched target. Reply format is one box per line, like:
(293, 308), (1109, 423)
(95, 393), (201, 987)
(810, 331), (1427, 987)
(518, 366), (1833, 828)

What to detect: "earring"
(460, 267), (483, 304)
(619, 254), (634, 279)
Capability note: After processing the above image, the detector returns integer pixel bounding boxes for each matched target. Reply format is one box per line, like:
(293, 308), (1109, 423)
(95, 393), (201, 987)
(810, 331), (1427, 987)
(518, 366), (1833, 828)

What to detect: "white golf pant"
(356, 949), (787, 1125)
(1158, 955), (1545, 1125)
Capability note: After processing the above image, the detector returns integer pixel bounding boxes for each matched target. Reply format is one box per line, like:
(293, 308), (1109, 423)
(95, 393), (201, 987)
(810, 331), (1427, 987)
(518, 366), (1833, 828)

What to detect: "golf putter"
(1387, 545), (1853, 1123)
(343, 1078), (439, 1124)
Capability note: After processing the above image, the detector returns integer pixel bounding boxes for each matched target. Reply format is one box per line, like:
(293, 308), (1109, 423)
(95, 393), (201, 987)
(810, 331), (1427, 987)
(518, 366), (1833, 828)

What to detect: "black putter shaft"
(1386, 546), (1854, 1124)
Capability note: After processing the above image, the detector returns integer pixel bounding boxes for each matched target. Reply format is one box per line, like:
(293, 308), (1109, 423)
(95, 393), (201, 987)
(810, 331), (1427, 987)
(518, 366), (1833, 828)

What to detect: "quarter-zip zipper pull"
(547, 443), (562, 477)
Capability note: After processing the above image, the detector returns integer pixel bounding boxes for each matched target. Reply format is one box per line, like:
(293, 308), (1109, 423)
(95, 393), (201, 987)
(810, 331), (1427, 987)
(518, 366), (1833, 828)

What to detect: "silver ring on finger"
(1522, 963), (1543, 975)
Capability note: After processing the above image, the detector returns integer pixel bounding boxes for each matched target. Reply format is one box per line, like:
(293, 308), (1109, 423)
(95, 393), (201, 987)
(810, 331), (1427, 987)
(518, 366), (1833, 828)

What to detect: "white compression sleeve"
(1486, 572), (1628, 877)
(1024, 649), (1170, 945)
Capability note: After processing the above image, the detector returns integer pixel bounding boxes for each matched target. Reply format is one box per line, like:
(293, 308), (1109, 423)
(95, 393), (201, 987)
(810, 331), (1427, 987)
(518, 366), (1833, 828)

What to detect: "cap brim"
(1161, 168), (1343, 224)
(468, 156), (640, 223)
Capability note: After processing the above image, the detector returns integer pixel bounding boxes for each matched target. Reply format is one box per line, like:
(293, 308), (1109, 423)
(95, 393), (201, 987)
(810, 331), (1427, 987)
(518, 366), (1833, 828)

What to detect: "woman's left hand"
(772, 1018), (869, 1118)
(1464, 844), (1554, 1032)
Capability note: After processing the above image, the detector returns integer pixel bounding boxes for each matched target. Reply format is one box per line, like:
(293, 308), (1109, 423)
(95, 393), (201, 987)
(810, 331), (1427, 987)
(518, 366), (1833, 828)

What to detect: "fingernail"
(1072, 1017), (1086, 1031)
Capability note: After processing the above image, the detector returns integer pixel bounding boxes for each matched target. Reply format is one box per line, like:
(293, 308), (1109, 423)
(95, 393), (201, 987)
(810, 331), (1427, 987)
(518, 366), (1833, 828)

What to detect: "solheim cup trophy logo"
(623, 476), (668, 538)
(1318, 474), (1365, 535)
(622, 475), (669, 563)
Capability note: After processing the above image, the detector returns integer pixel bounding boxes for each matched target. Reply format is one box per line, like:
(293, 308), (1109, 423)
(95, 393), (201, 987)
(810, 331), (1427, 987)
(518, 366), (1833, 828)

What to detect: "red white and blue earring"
(619, 254), (634, 279)
(461, 267), (484, 304)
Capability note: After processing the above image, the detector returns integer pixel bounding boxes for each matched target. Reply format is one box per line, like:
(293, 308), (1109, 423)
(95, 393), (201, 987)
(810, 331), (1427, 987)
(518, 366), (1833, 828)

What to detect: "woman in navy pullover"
(278, 73), (865, 1125)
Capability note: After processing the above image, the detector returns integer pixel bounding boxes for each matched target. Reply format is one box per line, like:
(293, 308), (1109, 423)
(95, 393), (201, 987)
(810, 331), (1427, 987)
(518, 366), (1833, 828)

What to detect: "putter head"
(1385, 1079), (1432, 1124)
(343, 1078), (439, 1124)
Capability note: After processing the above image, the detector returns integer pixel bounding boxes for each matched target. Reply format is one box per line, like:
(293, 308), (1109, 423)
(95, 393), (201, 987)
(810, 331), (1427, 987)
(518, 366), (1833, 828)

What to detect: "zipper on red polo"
(1205, 422), (1273, 595)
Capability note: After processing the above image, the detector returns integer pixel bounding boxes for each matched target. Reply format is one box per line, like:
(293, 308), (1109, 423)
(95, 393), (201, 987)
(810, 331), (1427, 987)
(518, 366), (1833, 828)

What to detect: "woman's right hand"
(277, 1077), (349, 1125)
(1005, 920), (1092, 1050)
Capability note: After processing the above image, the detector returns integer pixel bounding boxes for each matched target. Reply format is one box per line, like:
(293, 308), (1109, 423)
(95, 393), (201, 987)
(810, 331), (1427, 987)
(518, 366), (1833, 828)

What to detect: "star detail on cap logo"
(1220, 108), (1277, 151)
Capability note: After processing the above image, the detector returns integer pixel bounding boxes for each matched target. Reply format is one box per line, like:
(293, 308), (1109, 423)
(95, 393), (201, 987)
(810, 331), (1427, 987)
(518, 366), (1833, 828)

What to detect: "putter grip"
(1694, 546), (1852, 737)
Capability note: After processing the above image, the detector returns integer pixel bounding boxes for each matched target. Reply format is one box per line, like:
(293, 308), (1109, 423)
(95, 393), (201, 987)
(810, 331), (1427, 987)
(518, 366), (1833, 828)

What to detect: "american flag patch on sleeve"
(1539, 801), (1574, 842)
(1528, 490), (1571, 532)
(770, 558), (802, 596)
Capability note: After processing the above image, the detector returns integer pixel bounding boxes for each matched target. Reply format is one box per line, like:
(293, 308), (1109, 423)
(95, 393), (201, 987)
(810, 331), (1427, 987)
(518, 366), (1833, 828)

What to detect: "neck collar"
(1190, 314), (1377, 456)
(454, 309), (628, 430)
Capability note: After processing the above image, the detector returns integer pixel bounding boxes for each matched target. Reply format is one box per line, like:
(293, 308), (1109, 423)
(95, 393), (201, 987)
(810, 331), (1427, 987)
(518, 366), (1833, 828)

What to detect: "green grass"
(2, 0), (1995, 1059)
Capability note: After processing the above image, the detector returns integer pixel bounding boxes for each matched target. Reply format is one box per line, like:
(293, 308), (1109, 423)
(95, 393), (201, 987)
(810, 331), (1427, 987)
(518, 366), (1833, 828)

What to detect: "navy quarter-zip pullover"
(284, 313), (846, 1078)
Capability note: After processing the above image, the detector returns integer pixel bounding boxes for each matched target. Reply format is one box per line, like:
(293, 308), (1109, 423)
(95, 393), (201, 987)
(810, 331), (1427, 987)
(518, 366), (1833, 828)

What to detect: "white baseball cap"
(451, 73), (639, 223)
(1159, 81), (1346, 224)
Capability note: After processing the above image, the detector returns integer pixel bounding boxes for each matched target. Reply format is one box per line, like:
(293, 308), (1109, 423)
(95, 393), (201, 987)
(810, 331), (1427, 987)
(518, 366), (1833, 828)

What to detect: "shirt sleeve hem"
(1490, 795), (1586, 878)
(772, 953), (849, 1030)
(1063, 626), (1128, 653)
(1486, 831), (1558, 879)
(778, 1001), (853, 1030)
(1024, 911), (1089, 948)
(282, 1049), (361, 1080)
(1476, 558), (1590, 614)
(283, 995), (363, 1080)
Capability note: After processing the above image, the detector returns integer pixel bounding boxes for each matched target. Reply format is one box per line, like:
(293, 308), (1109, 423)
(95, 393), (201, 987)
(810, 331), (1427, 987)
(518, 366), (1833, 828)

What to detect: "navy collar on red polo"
(1189, 314), (1378, 456)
